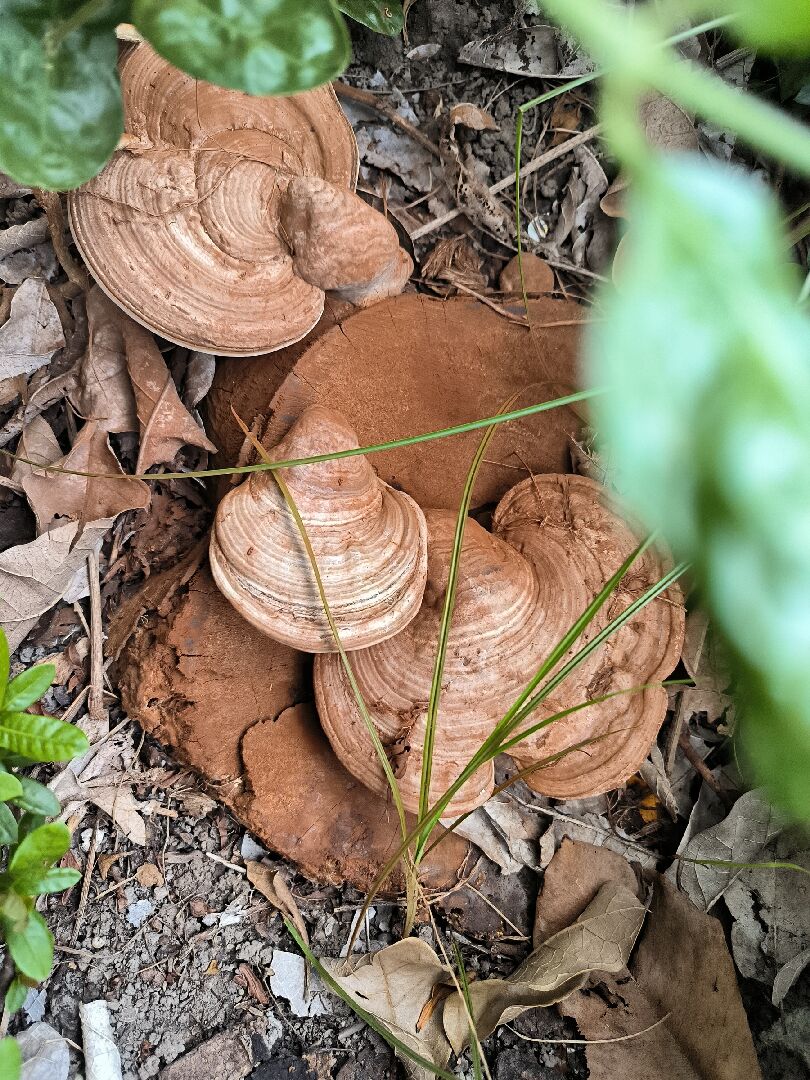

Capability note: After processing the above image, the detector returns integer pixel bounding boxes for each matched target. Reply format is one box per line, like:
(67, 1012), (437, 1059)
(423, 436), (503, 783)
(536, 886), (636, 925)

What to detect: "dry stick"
(87, 549), (106, 725)
(334, 81), (444, 161)
(411, 125), (601, 241)
(32, 189), (91, 291)
(678, 732), (734, 807)
(71, 822), (99, 948)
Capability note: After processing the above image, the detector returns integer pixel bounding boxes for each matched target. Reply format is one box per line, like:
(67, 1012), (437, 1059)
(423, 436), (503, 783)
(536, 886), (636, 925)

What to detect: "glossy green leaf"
(132, 0), (351, 96)
(711, 0), (810, 56)
(2, 665), (55, 713)
(0, 1037), (21, 1080)
(11, 866), (81, 896)
(0, 804), (18, 845)
(4, 909), (54, 983)
(3, 979), (27, 1016)
(10, 777), (61, 818)
(9, 822), (71, 875)
(337, 0), (403, 36)
(588, 154), (810, 819)
(0, 8), (124, 190)
(0, 713), (89, 762)
(0, 773), (23, 802)
(0, 630), (9, 702)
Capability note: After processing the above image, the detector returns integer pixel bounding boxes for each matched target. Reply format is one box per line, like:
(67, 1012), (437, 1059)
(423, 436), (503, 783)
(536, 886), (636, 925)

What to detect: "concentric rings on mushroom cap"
(210, 406), (429, 652)
(492, 474), (685, 798)
(68, 43), (359, 356)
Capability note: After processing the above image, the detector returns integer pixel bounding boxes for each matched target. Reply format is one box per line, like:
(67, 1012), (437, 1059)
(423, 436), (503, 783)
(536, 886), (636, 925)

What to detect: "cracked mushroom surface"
(68, 43), (359, 355)
(316, 475), (685, 815)
(210, 405), (429, 652)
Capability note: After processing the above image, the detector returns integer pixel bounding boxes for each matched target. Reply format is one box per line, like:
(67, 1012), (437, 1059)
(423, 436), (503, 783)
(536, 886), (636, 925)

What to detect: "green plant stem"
(46, 0), (109, 49)
(0, 390), (600, 484)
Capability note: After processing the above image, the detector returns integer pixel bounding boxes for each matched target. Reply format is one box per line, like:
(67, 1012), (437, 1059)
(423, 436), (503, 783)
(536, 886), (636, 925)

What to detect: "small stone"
(240, 832), (267, 861)
(127, 898), (154, 927)
(269, 950), (330, 1018)
(22, 987), (47, 1023)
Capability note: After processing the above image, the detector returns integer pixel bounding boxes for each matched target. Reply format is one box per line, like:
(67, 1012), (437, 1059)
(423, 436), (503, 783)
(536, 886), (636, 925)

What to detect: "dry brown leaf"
(0, 279), (65, 396)
(0, 518), (112, 651)
(98, 852), (125, 881)
(69, 286), (138, 434)
(0, 415), (61, 494)
(135, 862), (164, 888)
(641, 94), (699, 153)
(235, 961), (270, 1005)
(323, 938), (454, 1080)
(538, 840), (761, 1080)
(21, 419), (150, 533)
(677, 609), (734, 727)
(245, 861), (309, 948)
(80, 783), (148, 846)
(120, 316), (216, 472)
(442, 881), (645, 1054)
(449, 103), (499, 131)
(499, 253), (554, 295)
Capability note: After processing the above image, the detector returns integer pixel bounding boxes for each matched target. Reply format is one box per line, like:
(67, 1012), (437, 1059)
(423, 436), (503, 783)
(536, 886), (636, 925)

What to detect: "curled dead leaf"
(0, 279), (65, 397)
(449, 103), (499, 131)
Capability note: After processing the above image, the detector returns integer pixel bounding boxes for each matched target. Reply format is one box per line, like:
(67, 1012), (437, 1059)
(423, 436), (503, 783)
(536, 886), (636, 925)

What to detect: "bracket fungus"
(316, 475), (684, 815)
(209, 405), (428, 651)
(68, 45), (411, 355)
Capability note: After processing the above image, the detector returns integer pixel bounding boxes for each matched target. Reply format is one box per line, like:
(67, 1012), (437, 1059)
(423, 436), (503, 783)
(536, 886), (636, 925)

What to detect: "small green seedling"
(0, 628), (90, 1079)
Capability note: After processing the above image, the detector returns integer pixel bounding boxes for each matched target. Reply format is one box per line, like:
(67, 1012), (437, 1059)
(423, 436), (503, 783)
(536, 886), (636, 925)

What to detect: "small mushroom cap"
(492, 474), (685, 798)
(68, 44), (358, 355)
(315, 509), (549, 816)
(209, 405), (428, 652)
(280, 176), (413, 306)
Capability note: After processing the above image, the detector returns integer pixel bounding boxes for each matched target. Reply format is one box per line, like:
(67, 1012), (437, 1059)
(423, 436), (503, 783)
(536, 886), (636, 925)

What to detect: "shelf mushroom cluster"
(211, 406), (684, 816)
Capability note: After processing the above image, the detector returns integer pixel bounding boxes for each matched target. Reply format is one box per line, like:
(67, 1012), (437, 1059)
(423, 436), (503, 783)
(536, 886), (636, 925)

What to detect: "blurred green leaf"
(3, 978), (27, 1016)
(16, 813), (46, 840)
(0, 1037), (21, 1080)
(3, 909), (54, 982)
(132, 0), (351, 96)
(711, 0), (810, 56)
(0, 803), (18, 845)
(10, 822), (71, 875)
(337, 0), (403, 36)
(0, 713), (89, 762)
(0, 773), (23, 802)
(589, 154), (810, 819)
(0, 889), (28, 931)
(11, 777), (61, 818)
(12, 866), (81, 895)
(2, 665), (55, 713)
(0, 7), (124, 190)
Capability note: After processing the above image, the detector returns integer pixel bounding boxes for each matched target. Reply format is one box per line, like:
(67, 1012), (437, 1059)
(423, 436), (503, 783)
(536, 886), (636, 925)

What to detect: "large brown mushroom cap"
(492, 474), (685, 797)
(209, 405), (428, 652)
(68, 44), (359, 355)
(315, 509), (548, 815)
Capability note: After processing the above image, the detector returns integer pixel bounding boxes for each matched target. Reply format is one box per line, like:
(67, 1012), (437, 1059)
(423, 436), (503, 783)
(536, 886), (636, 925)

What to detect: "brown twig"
(678, 732), (734, 807)
(411, 125), (601, 241)
(32, 189), (91, 291)
(87, 549), (106, 725)
(71, 821), (98, 948)
(334, 82), (443, 162)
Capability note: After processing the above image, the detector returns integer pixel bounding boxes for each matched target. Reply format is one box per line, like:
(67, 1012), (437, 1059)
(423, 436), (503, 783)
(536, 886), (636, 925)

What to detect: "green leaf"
(11, 866), (81, 896)
(0, 629), (9, 702)
(0, 1037), (21, 1080)
(16, 813), (46, 839)
(712, 0), (810, 56)
(0, 889), (28, 932)
(337, 0), (403, 36)
(2, 665), (55, 713)
(0, 10), (123, 190)
(0, 773), (23, 802)
(3, 978), (27, 1016)
(132, 0), (351, 96)
(588, 154), (810, 820)
(10, 777), (61, 817)
(4, 909), (54, 983)
(0, 803), (18, 845)
(0, 712), (89, 762)
(9, 822), (71, 875)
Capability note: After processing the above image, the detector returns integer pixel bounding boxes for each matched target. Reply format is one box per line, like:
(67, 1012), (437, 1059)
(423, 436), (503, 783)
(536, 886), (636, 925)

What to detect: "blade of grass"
(230, 412), (417, 910)
(452, 939), (485, 1080)
(0, 390), (600, 483)
(418, 394), (520, 834)
(285, 920), (457, 1080)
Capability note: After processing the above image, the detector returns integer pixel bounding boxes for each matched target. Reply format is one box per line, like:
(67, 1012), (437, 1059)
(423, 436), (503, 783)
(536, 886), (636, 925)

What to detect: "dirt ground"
(3, 3), (810, 1079)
